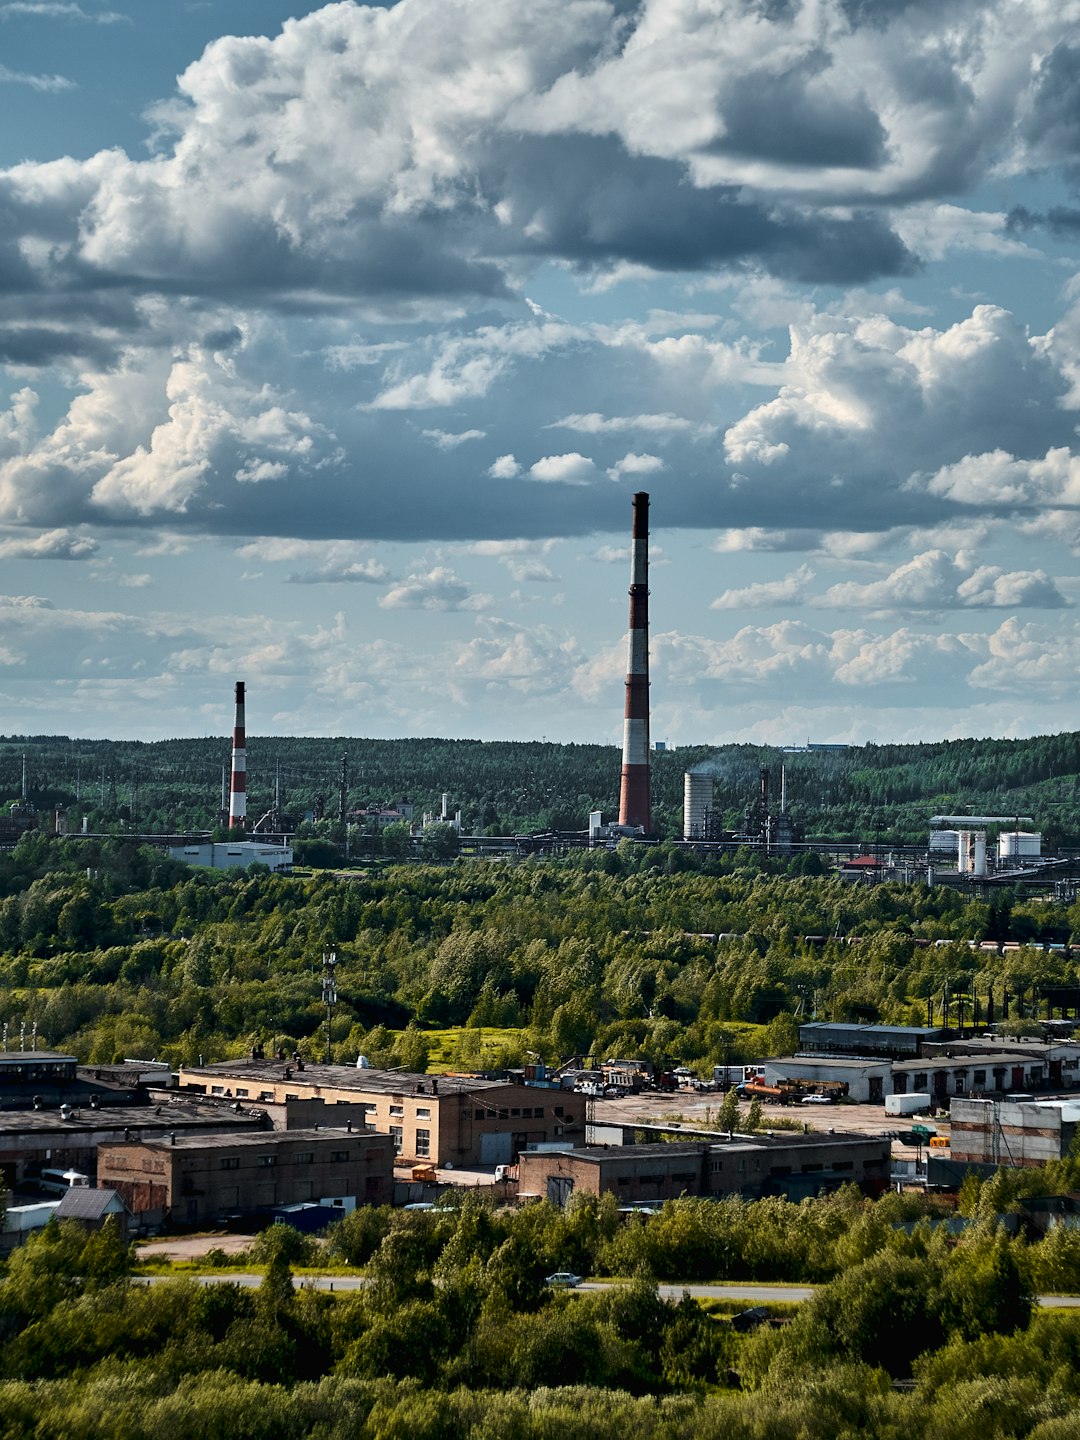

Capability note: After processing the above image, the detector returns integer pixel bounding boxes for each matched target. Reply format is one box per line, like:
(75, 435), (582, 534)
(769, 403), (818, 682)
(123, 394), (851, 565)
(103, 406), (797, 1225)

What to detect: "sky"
(1, 0), (1080, 749)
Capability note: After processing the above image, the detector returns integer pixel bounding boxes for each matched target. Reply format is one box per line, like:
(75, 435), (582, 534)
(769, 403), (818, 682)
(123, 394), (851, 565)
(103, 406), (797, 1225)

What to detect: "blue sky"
(2, 0), (1080, 747)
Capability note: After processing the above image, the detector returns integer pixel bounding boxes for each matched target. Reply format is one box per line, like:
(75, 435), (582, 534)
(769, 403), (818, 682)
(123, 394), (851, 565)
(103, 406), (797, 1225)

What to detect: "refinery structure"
(1, 487), (1077, 893)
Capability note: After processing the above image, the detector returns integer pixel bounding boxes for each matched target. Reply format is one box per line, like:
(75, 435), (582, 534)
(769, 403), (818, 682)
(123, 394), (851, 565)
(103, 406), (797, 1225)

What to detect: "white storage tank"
(998, 832), (1041, 861)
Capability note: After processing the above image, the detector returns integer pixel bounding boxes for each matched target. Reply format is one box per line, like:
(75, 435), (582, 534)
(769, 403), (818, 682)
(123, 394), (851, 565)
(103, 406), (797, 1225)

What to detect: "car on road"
(800, 1093), (834, 1105)
(545, 1271), (583, 1288)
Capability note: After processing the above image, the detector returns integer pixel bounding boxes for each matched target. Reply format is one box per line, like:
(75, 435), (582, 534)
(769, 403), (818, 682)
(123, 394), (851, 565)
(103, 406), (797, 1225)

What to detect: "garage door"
(479, 1132), (513, 1165)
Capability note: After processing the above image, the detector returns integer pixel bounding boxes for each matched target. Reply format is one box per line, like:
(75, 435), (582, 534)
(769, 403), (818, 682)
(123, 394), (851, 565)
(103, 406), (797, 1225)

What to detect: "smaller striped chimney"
(618, 491), (651, 831)
(229, 681), (246, 831)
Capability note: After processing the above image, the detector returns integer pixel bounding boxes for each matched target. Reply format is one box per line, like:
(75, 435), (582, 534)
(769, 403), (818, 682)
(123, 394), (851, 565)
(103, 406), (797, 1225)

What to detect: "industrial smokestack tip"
(632, 491), (649, 540)
(235, 680), (245, 703)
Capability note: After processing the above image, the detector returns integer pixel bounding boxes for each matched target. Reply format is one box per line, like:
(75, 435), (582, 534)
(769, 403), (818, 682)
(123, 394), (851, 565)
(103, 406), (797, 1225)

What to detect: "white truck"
(884, 1092), (932, 1117)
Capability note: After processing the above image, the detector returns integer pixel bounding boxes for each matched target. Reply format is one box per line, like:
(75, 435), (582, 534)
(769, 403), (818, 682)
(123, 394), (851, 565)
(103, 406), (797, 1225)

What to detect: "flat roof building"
(98, 1127), (394, 1229)
(179, 1060), (586, 1167)
(518, 1131), (891, 1207)
(950, 1097), (1080, 1170)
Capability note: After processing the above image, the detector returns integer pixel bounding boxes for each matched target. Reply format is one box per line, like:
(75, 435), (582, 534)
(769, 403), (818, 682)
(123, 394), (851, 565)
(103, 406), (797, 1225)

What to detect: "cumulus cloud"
(287, 560), (391, 586)
(379, 566), (491, 612)
(711, 564), (815, 610)
(528, 453), (596, 485)
(819, 549), (1070, 613)
(487, 454), (521, 479)
(0, 527), (97, 559)
(606, 452), (665, 482)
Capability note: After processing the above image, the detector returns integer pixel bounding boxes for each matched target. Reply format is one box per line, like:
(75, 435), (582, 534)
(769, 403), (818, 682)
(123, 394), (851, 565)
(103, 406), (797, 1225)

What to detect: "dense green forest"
(1, 834), (1078, 1067)
(6, 1179), (1080, 1439)
(3, 729), (1080, 844)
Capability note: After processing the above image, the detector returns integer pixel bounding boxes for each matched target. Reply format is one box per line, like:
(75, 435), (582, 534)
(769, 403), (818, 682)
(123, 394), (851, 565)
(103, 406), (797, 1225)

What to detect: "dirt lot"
(136, 1233), (255, 1263)
(588, 1090), (941, 1160)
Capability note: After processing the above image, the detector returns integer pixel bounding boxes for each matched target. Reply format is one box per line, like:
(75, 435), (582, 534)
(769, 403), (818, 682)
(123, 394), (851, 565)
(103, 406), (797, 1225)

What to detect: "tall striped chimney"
(618, 491), (651, 831)
(229, 680), (246, 831)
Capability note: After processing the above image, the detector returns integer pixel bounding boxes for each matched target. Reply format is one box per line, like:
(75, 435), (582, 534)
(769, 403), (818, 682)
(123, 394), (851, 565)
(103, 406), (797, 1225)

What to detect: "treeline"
(3, 728), (1080, 843)
(2, 834), (1080, 1067)
(5, 1183), (1080, 1438)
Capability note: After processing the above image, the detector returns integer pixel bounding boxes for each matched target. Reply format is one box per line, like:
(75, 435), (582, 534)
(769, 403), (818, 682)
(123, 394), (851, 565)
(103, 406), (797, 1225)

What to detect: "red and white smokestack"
(229, 680), (246, 831)
(618, 491), (651, 831)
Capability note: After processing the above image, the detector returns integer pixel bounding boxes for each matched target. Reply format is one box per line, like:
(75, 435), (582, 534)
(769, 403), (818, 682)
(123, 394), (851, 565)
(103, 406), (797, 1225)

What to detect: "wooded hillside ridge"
(3, 729), (1080, 844)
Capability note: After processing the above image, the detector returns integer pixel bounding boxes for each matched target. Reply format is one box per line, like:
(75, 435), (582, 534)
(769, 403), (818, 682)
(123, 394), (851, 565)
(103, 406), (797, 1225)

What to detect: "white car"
(545, 1271), (583, 1288)
(800, 1093), (834, 1106)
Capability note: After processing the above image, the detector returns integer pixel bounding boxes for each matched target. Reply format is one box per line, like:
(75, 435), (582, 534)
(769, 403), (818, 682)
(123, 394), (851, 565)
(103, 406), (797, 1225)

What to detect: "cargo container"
(885, 1092), (932, 1117)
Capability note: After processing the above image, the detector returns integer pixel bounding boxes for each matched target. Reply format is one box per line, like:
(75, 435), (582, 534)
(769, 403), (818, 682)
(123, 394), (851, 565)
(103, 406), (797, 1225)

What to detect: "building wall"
(950, 1098), (1078, 1169)
(98, 1130), (394, 1227)
(179, 1065), (585, 1166)
(517, 1136), (891, 1206)
(764, 1058), (892, 1103)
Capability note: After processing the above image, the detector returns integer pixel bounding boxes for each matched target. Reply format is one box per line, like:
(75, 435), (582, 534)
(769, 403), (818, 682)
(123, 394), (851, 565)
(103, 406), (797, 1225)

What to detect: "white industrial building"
(167, 840), (292, 872)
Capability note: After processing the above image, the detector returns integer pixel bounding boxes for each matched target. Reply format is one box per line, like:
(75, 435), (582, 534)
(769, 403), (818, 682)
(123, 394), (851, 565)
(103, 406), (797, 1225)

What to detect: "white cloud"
(0, 527), (97, 559)
(421, 428), (486, 449)
(606, 451), (665, 482)
(551, 411), (714, 437)
(379, 566), (491, 612)
(0, 62), (74, 91)
(528, 453), (596, 485)
(819, 549), (1069, 613)
(711, 564), (815, 610)
(487, 454), (521, 479)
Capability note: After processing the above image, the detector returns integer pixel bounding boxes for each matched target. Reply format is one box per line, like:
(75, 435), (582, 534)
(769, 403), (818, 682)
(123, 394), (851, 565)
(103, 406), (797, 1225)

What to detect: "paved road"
(130, 1273), (1080, 1307)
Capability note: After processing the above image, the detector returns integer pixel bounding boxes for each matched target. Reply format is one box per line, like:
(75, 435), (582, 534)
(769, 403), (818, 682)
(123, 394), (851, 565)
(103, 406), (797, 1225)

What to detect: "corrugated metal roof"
(54, 1188), (125, 1220)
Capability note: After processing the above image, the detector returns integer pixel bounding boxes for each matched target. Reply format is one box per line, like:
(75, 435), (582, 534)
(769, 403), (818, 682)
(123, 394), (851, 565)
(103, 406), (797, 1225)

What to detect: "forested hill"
(1, 730), (1080, 845)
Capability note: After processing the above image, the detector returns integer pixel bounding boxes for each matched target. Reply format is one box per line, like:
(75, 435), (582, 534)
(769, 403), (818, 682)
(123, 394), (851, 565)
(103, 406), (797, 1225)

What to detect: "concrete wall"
(950, 1098), (1080, 1169)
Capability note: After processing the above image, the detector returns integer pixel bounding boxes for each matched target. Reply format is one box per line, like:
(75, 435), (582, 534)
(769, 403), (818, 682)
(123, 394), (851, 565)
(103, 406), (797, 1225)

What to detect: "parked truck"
(884, 1092), (933, 1117)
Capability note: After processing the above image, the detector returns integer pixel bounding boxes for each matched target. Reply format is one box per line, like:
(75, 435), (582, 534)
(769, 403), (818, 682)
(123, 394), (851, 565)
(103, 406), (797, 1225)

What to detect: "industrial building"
(178, 1060), (586, 1166)
(0, 1100), (267, 1192)
(517, 1131), (891, 1206)
(950, 1097), (1080, 1169)
(98, 1128), (394, 1229)
(766, 1029), (1080, 1104)
(165, 840), (293, 872)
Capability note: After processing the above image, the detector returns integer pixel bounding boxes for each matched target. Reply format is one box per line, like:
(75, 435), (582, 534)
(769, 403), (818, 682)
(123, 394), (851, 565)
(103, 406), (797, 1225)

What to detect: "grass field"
(417, 1020), (775, 1073)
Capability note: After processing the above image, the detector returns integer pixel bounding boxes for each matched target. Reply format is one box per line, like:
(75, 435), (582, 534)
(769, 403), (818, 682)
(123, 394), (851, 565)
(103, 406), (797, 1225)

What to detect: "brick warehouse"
(97, 1128), (394, 1228)
(517, 1131), (892, 1206)
(178, 1060), (586, 1166)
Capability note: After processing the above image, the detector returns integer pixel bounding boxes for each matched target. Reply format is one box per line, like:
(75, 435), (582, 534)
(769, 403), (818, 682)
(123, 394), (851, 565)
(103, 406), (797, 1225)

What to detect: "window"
(259, 1091), (274, 1102)
(211, 1086), (224, 1095)
(294, 1151), (314, 1165)
(534, 1107), (545, 1118)
(389, 1126), (403, 1152)
(520, 1107), (532, 1118)
(498, 1109), (508, 1119)
(236, 1088), (249, 1098)
(257, 1154), (278, 1167)
(510, 1108), (520, 1117)
(220, 1156), (240, 1171)
(330, 1150), (349, 1163)
(416, 1107), (431, 1120)
(554, 1106), (564, 1117)
(415, 1128), (431, 1158)
(913, 1074), (927, 1092)
(389, 1105), (404, 1118)
(973, 1070), (986, 1087)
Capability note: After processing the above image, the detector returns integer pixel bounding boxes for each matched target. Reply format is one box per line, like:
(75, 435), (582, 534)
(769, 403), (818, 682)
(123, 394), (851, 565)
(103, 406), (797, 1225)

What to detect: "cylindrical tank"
(973, 832), (987, 878)
(684, 771), (713, 840)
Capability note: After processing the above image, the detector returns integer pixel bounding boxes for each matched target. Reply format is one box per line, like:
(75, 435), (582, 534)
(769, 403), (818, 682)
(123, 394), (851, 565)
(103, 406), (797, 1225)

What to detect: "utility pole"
(322, 950), (338, 1065)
